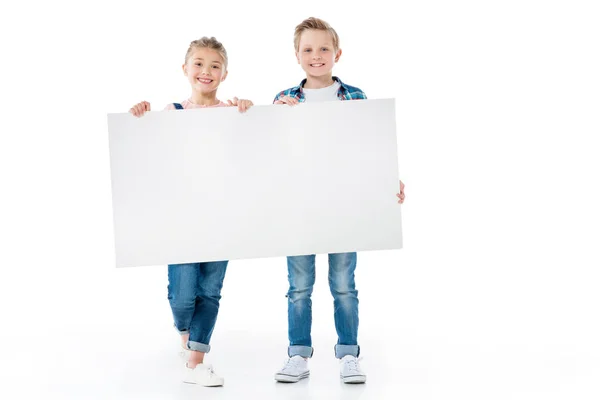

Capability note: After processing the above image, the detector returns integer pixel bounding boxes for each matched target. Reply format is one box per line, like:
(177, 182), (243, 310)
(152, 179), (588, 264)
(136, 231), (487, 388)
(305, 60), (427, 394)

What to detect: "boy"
(272, 17), (405, 384)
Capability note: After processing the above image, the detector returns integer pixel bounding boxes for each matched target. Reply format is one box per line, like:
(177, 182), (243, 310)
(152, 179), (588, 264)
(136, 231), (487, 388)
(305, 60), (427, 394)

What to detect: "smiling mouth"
(310, 63), (325, 67)
(197, 78), (213, 83)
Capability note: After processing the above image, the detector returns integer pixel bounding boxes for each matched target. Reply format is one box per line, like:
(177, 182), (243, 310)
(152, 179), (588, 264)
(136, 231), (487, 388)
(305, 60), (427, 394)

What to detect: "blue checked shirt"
(273, 76), (367, 103)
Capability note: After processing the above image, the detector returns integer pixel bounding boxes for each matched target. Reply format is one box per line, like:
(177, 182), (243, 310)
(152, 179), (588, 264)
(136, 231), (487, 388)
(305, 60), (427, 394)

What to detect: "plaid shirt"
(273, 76), (367, 103)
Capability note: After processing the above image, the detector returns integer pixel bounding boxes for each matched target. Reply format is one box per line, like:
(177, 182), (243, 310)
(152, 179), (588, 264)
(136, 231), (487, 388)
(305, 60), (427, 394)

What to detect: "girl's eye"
(196, 63), (202, 67)
(321, 48), (329, 51)
(304, 49), (311, 52)
(212, 65), (220, 69)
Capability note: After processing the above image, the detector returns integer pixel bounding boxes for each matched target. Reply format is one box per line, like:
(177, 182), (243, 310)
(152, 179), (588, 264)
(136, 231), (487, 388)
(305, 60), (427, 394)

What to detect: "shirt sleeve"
(273, 91), (285, 104)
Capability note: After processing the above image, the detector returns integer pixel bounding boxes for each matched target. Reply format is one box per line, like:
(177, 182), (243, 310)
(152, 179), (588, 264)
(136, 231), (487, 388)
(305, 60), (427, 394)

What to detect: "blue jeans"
(167, 261), (228, 353)
(286, 252), (360, 359)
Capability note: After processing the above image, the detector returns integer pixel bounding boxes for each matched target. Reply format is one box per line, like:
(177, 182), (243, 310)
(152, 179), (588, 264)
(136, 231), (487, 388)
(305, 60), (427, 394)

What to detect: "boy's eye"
(321, 47), (329, 51)
(304, 48), (311, 52)
(212, 65), (220, 69)
(196, 63), (202, 67)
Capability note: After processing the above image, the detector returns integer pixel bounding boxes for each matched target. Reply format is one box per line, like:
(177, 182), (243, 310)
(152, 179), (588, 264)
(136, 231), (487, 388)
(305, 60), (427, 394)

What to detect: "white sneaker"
(183, 363), (224, 387)
(274, 355), (310, 382)
(340, 355), (366, 384)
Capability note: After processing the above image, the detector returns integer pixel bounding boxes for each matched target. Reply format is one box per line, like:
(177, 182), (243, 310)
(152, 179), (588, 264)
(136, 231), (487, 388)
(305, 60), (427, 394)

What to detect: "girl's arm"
(129, 101), (151, 117)
(226, 97), (253, 113)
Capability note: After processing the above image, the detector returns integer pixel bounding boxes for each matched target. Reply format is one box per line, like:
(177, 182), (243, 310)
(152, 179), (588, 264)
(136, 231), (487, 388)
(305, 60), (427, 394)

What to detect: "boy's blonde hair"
(294, 17), (340, 52)
(184, 36), (228, 69)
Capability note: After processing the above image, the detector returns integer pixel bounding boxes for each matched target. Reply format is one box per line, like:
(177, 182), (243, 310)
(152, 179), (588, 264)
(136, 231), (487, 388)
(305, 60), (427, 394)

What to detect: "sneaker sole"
(341, 374), (367, 384)
(183, 377), (224, 387)
(275, 371), (310, 383)
(183, 380), (224, 387)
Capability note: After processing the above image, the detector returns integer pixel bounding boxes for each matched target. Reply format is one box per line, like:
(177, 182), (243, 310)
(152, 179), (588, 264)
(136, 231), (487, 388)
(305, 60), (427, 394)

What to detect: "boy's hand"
(397, 180), (405, 204)
(274, 95), (299, 106)
(227, 97), (254, 113)
(129, 101), (151, 117)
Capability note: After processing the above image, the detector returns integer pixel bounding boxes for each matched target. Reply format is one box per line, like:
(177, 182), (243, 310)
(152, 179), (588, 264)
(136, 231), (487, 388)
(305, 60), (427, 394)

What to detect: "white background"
(1, 1), (599, 399)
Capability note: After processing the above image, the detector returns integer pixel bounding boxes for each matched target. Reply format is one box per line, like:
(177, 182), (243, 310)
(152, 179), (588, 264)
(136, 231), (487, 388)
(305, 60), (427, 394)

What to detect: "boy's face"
(183, 48), (227, 95)
(296, 29), (341, 78)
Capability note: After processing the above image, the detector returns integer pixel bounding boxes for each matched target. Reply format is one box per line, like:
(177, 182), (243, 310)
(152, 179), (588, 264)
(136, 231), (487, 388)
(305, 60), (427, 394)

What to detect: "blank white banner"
(107, 99), (402, 267)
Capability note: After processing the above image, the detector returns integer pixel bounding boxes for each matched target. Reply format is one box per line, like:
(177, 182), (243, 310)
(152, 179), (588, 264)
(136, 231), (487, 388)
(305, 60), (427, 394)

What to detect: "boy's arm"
(397, 181), (405, 204)
(273, 91), (285, 104)
(273, 90), (299, 106)
(345, 85), (367, 100)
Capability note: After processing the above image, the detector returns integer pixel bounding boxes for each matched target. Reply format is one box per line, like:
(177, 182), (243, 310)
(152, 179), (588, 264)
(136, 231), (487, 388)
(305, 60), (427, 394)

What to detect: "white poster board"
(107, 99), (402, 267)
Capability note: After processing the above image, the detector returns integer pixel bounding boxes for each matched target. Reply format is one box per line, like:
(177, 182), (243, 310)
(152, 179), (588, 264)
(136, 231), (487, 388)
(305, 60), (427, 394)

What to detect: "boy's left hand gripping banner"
(107, 99), (402, 267)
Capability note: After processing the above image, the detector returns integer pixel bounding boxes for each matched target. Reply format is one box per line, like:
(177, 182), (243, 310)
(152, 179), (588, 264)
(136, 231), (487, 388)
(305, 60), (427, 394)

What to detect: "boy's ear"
(296, 51), (300, 64)
(221, 70), (228, 81)
(335, 48), (342, 63)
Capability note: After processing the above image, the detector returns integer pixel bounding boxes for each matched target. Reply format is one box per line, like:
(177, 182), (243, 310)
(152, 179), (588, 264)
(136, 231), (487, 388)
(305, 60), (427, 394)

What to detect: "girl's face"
(183, 47), (227, 95)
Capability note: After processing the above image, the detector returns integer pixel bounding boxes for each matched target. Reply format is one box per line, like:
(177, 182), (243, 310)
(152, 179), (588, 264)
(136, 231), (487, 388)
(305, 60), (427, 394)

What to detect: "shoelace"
(200, 364), (217, 377)
(281, 358), (303, 373)
(344, 357), (364, 373)
(188, 363), (216, 375)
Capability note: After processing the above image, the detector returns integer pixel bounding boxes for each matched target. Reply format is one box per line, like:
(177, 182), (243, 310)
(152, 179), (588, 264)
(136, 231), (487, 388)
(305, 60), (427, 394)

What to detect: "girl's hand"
(397, 180), (405, 204)
(129, 101), (151, 117)
(227, 97), (254, 113)
(274, 95), (299, 106)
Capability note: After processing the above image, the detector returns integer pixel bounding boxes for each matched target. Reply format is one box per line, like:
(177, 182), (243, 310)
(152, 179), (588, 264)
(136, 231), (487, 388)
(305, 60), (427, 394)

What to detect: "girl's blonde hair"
(184, 36), (228, 69)
(293, 17), (340, 52)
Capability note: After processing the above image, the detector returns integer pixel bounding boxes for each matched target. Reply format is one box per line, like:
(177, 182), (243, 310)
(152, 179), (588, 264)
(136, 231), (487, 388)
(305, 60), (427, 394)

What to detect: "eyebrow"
(193, 58), (222, 64)
(302, 43), (332, 48)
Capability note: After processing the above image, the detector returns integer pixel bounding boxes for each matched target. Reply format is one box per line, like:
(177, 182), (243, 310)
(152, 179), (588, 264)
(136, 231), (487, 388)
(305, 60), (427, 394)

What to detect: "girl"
(129, 36), (253, 387)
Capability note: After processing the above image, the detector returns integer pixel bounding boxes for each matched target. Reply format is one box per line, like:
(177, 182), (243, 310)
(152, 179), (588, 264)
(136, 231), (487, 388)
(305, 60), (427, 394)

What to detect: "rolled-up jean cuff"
(335, 344), (359, 358)
(288, 345), (313, 358)
(173, 324), (189, 335)
(187, 340), (211, 353)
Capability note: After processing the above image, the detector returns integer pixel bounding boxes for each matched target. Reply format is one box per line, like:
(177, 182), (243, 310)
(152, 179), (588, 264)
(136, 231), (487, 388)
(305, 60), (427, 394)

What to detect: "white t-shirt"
(302, 80), (341, 102)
